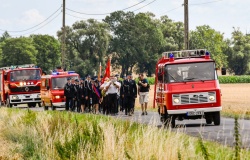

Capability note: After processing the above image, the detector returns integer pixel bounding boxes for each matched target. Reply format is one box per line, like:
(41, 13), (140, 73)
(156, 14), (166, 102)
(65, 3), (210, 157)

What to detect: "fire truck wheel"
(163, 115), (175, 128)
(52, 105), (56, 111)
(42, 101), (48, 110)
(38, 103), (42, 107)
(6, 96), (13, 108)
(50, 101), (56, 111)
(205, 118), (212, 124)
(44, 106), (48, 110)
(213, 112), (220, 126)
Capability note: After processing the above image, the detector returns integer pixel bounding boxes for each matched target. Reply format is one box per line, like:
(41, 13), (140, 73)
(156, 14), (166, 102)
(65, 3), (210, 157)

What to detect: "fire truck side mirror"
(4, 74), (7, 80)
(221, 67), (226, 75)
(46, 86), (50, 90)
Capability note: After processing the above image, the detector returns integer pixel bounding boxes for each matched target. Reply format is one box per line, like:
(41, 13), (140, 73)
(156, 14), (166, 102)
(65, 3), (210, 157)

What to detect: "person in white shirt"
(105, 75), (121, 115)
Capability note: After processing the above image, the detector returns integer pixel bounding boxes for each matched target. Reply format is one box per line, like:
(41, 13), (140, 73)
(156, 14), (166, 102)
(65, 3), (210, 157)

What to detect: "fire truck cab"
(154, 49), (222, 128)
(41, 70), (79, 110)
(0, 64), (42, 107)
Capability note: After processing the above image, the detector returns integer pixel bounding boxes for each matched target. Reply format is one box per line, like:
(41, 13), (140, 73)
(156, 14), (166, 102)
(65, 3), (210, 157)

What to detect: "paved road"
(10, 105), (250, 149)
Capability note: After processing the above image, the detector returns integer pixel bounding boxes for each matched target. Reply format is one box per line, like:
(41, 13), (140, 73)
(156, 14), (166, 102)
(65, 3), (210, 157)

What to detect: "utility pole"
(184, 0), (189, 50)
(62, 0), (66, 69)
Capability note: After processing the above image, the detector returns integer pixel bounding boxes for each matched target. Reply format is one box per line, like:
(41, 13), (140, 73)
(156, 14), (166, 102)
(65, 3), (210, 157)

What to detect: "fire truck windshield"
(10, 69), (41, 81)
(165, 62), (216, 83)
(52, 76), (78, 89)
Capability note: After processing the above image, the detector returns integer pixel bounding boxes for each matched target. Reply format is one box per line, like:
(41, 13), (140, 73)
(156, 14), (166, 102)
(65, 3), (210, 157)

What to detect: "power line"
(158, 0), (223, 16)
(132, 0), (157, 12)
(66, 13), (103, 21)
(66, 0), (148, 16)
(190, 0), (223, 6)
(159, 5), (183, 15)
(10, 11), (61, 37)
(0, 6), (62, 33)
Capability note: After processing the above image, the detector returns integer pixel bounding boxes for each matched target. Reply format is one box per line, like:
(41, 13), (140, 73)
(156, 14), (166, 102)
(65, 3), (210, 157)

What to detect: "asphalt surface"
(7, 105), (250, 149)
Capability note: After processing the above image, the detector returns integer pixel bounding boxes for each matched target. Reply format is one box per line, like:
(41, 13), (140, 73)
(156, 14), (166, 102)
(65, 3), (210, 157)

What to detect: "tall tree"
(189, 25), (227, 68)
(57, 19), (110, 77)
(104, 11), (166, 76)
(225, 28), (250, 75)
(0, 31), (11, 43)
(160, 15), (184, 51)
(1, 37), (37, 66)
(104, 11), (137, 76)
(30, 34), (61, 72)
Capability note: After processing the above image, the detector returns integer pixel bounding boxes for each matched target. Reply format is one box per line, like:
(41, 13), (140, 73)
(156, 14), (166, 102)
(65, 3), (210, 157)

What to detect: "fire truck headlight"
(37, 94), (41, 98)
(55, 95), (60, 99)
(173, 98), (180, 104)
(23, 82), (26, 85)
(209, 96), (215, 101)
(20, 82), (23, 86)
(12, 95), (19, 100)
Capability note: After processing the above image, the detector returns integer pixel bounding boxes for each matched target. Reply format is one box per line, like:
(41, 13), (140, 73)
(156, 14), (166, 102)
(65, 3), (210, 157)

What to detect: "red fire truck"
(154, 49), (224, 128)
(41, 70), (79, 110)
(0, 64), (42, 107)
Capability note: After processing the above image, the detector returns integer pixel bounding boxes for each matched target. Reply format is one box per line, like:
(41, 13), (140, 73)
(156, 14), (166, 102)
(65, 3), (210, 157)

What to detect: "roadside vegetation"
(0, 108), (249, 159)
(142, 76), (250, 85)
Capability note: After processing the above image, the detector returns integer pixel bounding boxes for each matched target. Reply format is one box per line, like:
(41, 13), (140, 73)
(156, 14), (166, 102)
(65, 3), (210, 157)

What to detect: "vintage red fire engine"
(154, 49), (224, 128)
(41, 69), (79, 110)
(0, 64), (42, 107)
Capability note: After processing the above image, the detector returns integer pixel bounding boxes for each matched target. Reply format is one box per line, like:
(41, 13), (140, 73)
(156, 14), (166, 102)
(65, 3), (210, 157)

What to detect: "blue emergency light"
(169, 53), (174, 62)
(205, 51), (210, 59)
(68, 71), (75, 74)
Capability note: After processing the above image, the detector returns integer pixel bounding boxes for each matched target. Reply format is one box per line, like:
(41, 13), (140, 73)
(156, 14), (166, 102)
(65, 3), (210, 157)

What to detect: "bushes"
(145, 76), (250, 84)
(218, 76), (250, 83)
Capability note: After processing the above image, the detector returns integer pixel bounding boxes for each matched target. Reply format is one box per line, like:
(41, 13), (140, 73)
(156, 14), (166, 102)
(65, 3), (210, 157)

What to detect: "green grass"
(218, 75), (250, 83)
(0, 108), (250, 159)
(144, 76), (250, 84)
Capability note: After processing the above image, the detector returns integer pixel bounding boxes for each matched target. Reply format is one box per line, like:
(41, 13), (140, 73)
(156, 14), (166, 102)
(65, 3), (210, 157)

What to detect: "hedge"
(141, 76), (250, 85)
(218, 75), (250, 83)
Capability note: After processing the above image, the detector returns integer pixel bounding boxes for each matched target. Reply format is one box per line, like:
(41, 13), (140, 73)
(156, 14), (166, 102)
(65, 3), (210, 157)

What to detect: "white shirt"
(100, 81), (108, 89)
(106, 81), (121, 94)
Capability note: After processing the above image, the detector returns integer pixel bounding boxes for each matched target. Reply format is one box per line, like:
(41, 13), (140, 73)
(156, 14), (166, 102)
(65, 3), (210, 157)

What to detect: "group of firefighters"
(64, 73), (150, 116)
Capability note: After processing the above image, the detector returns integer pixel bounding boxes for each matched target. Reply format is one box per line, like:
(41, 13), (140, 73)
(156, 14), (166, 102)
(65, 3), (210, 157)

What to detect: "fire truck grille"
(172, 91), (216, 105)
(10, 86), (40, 93)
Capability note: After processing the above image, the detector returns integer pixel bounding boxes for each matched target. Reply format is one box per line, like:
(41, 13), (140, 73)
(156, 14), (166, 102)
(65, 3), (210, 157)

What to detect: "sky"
(0, 0), (249, 39)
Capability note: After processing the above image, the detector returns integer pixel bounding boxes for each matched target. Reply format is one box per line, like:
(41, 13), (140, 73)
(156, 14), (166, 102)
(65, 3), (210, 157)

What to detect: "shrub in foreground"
(0, 108), (249, 159)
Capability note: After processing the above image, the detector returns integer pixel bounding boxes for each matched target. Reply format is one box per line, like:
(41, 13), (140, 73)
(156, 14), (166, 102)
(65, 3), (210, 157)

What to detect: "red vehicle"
(41, 70), (79, 110)
(0, 64), (42, 107)
(154, 49), (224, 128)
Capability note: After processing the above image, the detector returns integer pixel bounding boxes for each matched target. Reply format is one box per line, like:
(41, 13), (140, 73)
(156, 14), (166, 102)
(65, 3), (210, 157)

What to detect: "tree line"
(0, 11), (250, 76)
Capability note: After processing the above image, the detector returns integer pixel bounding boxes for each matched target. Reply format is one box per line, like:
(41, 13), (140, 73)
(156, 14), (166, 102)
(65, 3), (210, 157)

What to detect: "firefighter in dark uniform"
(74, 79), (81, 112)
(64, 77), (75, 111)
(121, 74), (137, 116)
(70, 78), (76, 111)
(80, 78), (87, 113)
(85, 75), (93, 112)
(91, 78), (101, 114)
(120, 75), (126, 112)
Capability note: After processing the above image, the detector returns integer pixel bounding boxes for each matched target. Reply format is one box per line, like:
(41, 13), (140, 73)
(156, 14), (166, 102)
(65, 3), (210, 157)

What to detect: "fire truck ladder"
(156, 83), (166, 115)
